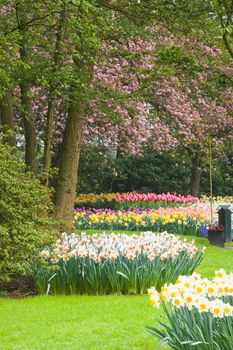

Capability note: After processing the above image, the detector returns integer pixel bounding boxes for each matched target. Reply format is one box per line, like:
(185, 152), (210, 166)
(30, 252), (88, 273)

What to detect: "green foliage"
(201, 142), (233, 197)
(31, 250), (202, 296)
(77, 147), (192, 194)
(77, 146), (233, 197)
(200, 70), (233, 100)
(157, 47), (196, 67)
(114, 152), (192, 194)
(77, 146), (116, 193)
(0, 143), (55, 283)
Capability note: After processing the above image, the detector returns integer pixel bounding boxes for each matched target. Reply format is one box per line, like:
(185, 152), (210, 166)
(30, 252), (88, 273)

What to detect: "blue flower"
(200, 225), (208, 237)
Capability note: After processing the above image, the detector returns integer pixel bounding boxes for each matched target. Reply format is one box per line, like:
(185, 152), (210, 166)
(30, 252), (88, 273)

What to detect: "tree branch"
(6, 10), (70, 34)
(223, 30), (233, 58)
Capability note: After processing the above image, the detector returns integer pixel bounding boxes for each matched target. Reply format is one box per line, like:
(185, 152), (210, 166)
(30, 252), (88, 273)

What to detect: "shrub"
(77, 146), (233, 197)
(77, 146), (192, 195)
(0, 144), (54, 283)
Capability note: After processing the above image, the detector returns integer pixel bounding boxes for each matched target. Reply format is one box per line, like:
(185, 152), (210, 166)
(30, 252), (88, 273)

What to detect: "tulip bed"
(75, 192), (200, 210)
(148, 270), (233, 350)
(30, 231), (204, 295)
(74, 207), (209, 235)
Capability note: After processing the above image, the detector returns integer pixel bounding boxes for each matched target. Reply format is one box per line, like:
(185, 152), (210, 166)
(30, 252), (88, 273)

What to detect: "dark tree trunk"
(191, 156), (201, 196)
(54, 53), (93, 230)
(55, 100), (84, 231)
(0, 90), (16, 146)
(43, 4), (67, 185)
(53, 0), (95, 230)
(20, 80), (38, 174)
(16, 4), (37, 173)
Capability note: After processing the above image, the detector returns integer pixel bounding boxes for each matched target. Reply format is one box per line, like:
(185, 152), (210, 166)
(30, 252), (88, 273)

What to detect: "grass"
(0, 295), (159, 350)
(194, 237), (233, 278)
(1, 232), (233, 350)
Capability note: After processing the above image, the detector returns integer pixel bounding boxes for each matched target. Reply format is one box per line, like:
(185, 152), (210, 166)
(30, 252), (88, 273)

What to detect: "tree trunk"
(54, 2), (94, 230)
(191, 156), (201, 196)
(20, 80), (38, 173)
(16, 4), (37, 173)
(43, 4), (67, 185)
(43, 92), (56, 185)
(0, 90), (16, 146)
(55, 100), (84, 231)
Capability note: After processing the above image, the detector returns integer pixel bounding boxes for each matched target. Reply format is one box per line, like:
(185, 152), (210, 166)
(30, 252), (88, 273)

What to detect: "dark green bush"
(0, 144), (55, 283)
(77, 146), (233, 196)
(77, 145), (117, 193)
(77, 146), (191, 194)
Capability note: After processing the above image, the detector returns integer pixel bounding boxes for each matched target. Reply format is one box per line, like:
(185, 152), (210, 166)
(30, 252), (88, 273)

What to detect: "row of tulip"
(75, 192), (200, 209)
(202, 195), (233, 204)
(148, 270), (233, 349)
(30, 232), (204, 295)
(115, 193), (199, 204)
(74, 207), (209, 235)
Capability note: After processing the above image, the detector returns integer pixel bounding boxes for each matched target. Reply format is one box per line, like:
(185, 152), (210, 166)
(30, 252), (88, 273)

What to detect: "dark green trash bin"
(217, 205), (232, 242)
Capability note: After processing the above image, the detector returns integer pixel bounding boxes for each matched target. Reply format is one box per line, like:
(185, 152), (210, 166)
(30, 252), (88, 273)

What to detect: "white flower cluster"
(149, 269), (233, 318)
(40, 231), (203, 263)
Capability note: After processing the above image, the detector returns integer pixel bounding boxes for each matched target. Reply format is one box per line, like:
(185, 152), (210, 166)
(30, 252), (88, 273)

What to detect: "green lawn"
(1, 235), (233, 350)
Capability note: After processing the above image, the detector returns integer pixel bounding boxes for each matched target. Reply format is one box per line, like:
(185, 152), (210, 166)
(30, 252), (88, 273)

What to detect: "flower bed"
(75, 192), (199, 209)
(30, 232), (204, 295)
(148, 270), (233, 349)
(202, 195), (233, 204)
(74, 207), (208, 235)
(75, 193), (117, 208)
